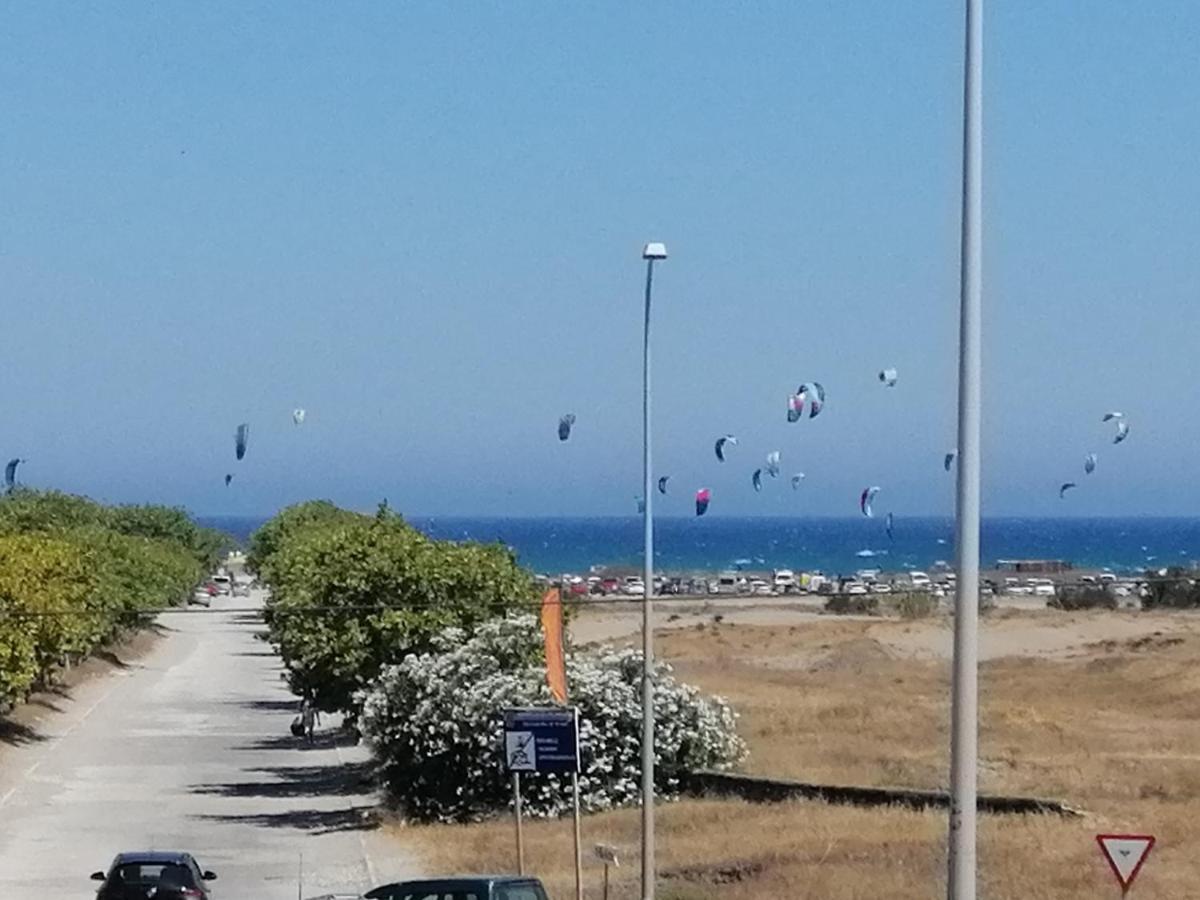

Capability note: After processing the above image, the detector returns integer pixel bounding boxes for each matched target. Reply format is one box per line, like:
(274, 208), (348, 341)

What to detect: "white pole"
(513, 772), (525, 876)
(640, 248), (660, 900)
(572, 771), (584, 900)
(948, 1), (983, 899)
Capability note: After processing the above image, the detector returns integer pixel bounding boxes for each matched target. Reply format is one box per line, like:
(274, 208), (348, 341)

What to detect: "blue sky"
(2, 3), (1198, 517)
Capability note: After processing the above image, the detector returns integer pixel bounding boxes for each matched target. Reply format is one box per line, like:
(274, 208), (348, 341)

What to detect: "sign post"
(593, 844), (620, 900)
(1096, 834), (1155, 896)
(504, 708), (583, 898)
(512, 772), (525, 875)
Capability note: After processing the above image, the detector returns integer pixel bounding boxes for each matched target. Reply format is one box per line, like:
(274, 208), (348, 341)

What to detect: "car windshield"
(112, 862), (194, 886)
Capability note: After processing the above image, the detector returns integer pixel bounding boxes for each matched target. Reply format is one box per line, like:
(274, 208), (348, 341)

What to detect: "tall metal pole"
(948, 1), (983, 899)
(640, 252), (657, 900)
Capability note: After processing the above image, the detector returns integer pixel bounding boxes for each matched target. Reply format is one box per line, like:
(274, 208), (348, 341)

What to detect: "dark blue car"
(364, 876), (549, 900)
(91, 851), (216, 899)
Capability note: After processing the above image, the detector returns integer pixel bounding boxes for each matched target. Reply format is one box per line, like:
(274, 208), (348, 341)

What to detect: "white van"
(773, 569), (797, 592)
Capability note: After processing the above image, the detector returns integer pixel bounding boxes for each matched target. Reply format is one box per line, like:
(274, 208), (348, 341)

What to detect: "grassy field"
(394, 608), (1200, 898)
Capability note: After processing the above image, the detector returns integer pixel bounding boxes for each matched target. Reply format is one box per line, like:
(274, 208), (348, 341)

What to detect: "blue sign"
(503, 707), (580, 774)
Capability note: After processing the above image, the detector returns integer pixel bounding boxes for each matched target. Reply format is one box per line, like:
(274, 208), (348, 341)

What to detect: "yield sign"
(1096, 834), (1155, 890)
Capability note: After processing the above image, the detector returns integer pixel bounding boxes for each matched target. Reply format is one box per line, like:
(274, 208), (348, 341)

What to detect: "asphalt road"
(0, 589), (419, 899)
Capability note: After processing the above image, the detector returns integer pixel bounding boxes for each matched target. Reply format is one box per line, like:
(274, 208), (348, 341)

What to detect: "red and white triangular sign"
(1097, 834), (1155, 889)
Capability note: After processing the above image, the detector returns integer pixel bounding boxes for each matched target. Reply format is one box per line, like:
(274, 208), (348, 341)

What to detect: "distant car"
(844, 582), (868, 595)
(601, 577), (620, 593)
(211, 574), (232, 596)
(91, 851), (216, 900)
(909, 572), (932, 589)
(365, 876), (550, 900)
(622, 580), (645, 596)
(872, 584), (893, 594)
(190, 585), (214, 607)
(772, 569), (797, 592)
(1033, 583), (1056, 597)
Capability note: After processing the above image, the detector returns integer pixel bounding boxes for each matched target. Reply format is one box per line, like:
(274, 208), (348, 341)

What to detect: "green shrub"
(892, 592), (939, 619)
(1141, 568), (1200, 609)
(0, 534), (98, 703)
(256, 503), (536, 713)
(360, 615), (744, 822)
(825, 593), (880, 615)
(1049, 586), (1117, 611)
(0, 490), (221, 709)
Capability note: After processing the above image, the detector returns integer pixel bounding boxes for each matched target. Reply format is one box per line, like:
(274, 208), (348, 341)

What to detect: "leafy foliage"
(1141, 568), (1200, 609)
(359, 615), (745, 822)
(254, 502), (536, 712)
(1049, 585), (1118, 611)
(0, 490), (221, 709)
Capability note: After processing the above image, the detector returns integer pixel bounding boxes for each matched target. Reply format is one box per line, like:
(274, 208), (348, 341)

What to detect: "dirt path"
(0, 590), (420, 899)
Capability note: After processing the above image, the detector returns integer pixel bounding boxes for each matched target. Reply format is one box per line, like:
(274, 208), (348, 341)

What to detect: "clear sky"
(2, 3), (1198, 518)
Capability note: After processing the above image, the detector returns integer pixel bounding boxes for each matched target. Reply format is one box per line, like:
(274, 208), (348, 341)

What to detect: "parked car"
(210, 574), (232, 596)
(190, 584), (214, 607)
(91, 851), (216, 899)
(365, 876), (549, 900)
(622, 580), (645, 596)
(772, 569), (797, 592)
(909, 571), (932, 590)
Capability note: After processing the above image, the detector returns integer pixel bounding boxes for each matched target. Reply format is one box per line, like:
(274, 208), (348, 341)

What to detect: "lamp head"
(642, 242), (667, 260)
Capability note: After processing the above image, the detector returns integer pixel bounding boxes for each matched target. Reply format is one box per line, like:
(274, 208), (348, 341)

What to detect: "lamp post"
(948, 1), (982, 898)
(639, 241), (666, 900)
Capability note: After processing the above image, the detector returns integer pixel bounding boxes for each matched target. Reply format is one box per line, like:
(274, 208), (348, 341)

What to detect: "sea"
(196, 515), (1200, 578)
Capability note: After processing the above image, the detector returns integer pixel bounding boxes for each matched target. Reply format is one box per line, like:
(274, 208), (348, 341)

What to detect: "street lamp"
(948, 1), (982, 898)
(640, 240), (666, 900)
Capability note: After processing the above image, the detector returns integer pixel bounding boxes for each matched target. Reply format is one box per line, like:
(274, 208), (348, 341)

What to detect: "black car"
(91, 851), (217, 900)
(365, 876), (549, 900)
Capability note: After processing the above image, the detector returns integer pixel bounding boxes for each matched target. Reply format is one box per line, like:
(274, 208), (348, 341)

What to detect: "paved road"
(0, 589), (419, 899)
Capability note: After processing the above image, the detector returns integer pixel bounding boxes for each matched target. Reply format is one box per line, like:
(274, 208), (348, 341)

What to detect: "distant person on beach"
(299, 693), (319, 744)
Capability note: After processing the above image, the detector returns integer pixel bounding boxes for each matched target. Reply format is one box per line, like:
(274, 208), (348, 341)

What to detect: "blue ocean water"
(198, 515), (1200, 577)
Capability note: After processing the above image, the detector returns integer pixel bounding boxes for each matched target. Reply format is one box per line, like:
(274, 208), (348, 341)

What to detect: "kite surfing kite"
(558, 414), (576, 441)
(885, 512), (895, 542)
(1084, 453), (1097, 475)
(714, 435), (738, 462)
(788, 382), (825, 421)
(860, 485), (880, 518)
(235, 424), (250, 461)
(752, 469), (763, 492)
(1059, 482), (1077, 499)
(1103, 412), (1130, 444)
(292, 409), (306, 426)
(879, 368), (898, 387)
(657, 475), (670, 495)
(224, 474), (233, 487)
(695, 488), (711, 517)
(791, 473), (805, 489)
(944, 451), (956, 472)
(765, 451), (781, 478)
(4, 458), (23, 491)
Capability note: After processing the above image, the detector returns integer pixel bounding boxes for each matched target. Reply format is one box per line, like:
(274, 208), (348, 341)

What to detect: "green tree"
(258, 505), (535, 712)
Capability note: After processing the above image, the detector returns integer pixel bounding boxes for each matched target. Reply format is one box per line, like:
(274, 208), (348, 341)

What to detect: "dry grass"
(395, 611), (1200, 898)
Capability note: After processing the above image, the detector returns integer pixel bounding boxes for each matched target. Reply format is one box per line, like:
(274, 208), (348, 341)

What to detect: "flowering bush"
(359, 615), (744, 822)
